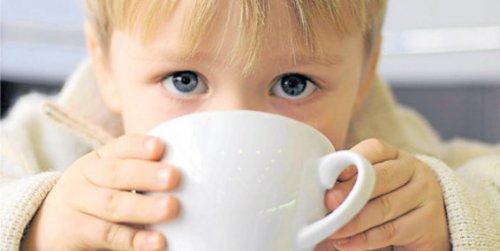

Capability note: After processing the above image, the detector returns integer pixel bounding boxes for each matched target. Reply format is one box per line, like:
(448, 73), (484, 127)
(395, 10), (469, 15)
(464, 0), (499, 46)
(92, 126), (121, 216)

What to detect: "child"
(1, 0), (498, 250)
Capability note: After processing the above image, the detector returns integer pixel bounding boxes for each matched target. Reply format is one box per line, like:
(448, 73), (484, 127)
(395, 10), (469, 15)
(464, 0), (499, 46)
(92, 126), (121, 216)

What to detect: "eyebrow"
(282, 53), (343, 67)
(143, 47), (343, 67)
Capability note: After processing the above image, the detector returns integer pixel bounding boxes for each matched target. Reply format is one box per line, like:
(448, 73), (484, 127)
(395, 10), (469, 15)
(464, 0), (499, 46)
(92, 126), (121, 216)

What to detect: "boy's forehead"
(136, 29), (355, 69)
(122, 0), (363, 69)
(136, 44), (345, 68)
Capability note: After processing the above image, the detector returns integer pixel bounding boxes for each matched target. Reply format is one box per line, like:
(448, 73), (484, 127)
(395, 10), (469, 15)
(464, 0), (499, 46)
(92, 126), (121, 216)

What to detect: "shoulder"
(1, 92), (91, 176)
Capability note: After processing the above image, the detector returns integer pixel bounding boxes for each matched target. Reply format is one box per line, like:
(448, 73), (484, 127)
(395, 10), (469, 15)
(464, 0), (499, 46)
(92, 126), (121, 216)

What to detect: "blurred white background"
(1, 0), (499, 142)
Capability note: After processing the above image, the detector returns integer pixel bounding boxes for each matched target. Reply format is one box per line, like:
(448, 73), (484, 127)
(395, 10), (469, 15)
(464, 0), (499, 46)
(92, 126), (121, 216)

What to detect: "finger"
(351, 138), (399, 164)
(70, 185), (180, 224)
(96, 134), (165, 160)
(369, 150), (415, 198)
(340, 139), (399, 182)
(332, 207), (426, 251)
(328, 175), (426, 239)
(325, 150), (415, 210)
(324, 176), (357, 210)
(82, 158), (181, 191)
(79, 213), (166, 251)
(314, 239), (337, 251)
(338, 165), (357, 182)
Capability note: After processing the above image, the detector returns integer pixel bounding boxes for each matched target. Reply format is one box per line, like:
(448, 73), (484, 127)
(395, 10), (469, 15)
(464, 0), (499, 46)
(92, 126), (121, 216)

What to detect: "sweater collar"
(41, 59), (123, 148)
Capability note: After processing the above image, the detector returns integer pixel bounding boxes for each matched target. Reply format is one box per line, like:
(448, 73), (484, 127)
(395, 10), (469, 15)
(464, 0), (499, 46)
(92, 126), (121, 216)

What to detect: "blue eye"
(270, 74), (317, 100)
(162, 71), (207, 96)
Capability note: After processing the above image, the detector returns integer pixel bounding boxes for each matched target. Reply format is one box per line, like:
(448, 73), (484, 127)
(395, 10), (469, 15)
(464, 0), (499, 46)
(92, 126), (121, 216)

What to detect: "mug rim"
(148, 109), (334, 150)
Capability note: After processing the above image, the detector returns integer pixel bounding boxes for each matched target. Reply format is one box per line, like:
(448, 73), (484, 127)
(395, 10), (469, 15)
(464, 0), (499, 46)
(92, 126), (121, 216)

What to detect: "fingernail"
(145, 233), (161, 249)
(157, 196), (179, 219)
(145, 137), (159, 152)
(157, 168), (170, 184)
(168, 196), (180, 218)
(158, 167), (179, 189)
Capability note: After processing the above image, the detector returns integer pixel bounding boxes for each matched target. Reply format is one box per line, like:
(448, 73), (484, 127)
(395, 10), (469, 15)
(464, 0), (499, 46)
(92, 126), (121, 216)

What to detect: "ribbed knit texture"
(0, 172), (60, 250)
(416, 155), (500, 250)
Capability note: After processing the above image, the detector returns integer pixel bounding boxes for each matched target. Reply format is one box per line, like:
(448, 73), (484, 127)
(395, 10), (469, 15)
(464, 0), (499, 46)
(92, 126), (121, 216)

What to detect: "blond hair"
(85, 0), (387, 73)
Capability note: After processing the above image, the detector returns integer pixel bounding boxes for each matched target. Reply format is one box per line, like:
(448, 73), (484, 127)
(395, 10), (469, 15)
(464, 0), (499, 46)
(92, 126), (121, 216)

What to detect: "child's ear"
(83, 20), (122, 114)
(352, 36), (382, 117)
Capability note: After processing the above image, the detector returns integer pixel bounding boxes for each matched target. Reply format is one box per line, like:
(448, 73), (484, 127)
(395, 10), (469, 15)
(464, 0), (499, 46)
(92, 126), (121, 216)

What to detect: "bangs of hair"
(85, 0), (386, 74)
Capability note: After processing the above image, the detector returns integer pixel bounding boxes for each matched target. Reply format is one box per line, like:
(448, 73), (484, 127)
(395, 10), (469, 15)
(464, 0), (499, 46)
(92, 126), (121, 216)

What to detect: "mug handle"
(296, 150), (375, 249)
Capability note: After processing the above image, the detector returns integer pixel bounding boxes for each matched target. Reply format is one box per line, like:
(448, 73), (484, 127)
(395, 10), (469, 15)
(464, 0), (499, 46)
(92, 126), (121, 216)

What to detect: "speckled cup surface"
(147, 110), (375, 251)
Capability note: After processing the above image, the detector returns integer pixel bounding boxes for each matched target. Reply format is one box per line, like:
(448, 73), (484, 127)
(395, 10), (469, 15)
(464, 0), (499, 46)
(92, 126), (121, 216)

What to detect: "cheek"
(118, 82), (196, 134)
(318, 115), (350, 150)
(305, 105), (353, 150)
(292, 87), (358, 150)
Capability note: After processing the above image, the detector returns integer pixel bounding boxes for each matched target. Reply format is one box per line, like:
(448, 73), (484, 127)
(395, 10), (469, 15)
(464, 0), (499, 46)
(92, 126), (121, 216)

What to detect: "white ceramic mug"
(147, 110), (375, 250)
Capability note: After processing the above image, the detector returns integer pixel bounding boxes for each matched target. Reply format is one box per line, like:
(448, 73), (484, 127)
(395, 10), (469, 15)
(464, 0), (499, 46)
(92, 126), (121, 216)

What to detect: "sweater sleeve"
(0, 93), (90, 250)
(392, 101), (499, 249)
(0, 170), (61, 250)
(415, 154), (500, 251)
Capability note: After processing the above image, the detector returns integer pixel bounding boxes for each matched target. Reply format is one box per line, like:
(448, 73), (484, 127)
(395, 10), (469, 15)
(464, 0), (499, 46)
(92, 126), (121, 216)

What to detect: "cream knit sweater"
(1, 60), (499, 250)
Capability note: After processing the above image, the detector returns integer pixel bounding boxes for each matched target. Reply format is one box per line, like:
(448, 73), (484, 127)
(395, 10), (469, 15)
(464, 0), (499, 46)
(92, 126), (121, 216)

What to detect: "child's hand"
(316, 139), (450, 251)
(22, 134), (181, 251)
